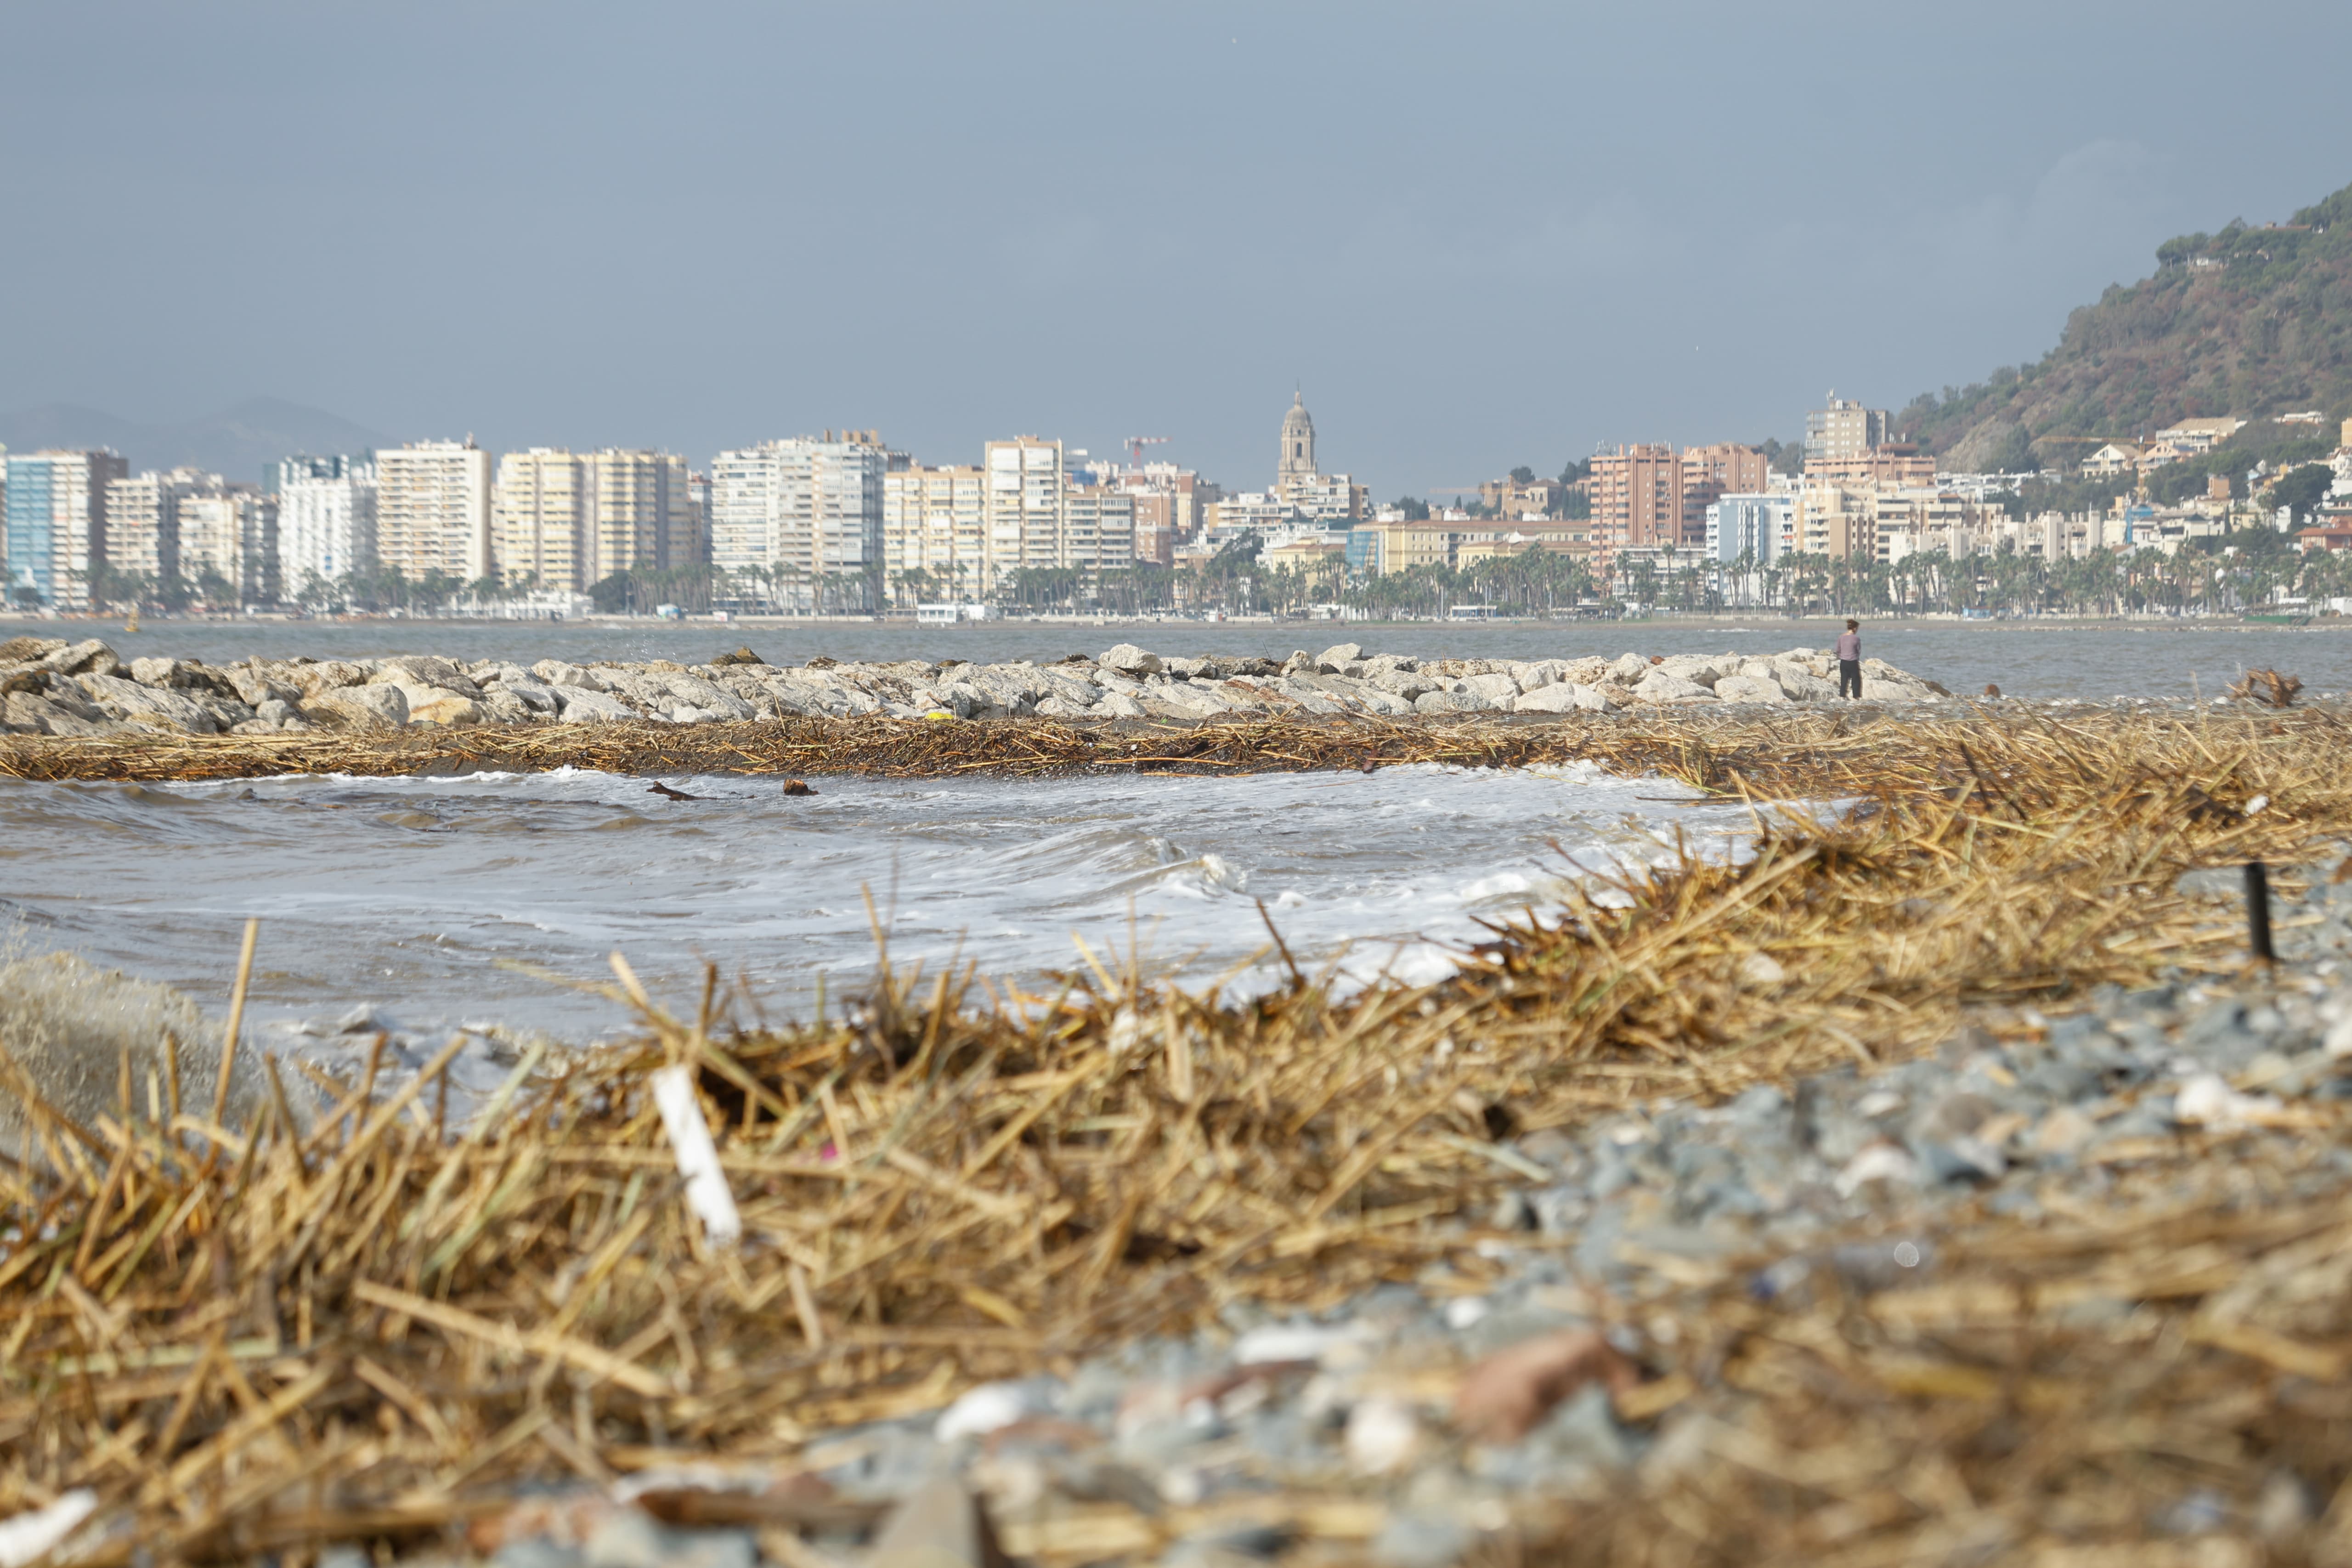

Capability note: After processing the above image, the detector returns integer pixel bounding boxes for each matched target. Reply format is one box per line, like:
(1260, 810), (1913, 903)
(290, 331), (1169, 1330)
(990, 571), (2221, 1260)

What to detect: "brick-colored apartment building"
(1589, 442), (1768, 549)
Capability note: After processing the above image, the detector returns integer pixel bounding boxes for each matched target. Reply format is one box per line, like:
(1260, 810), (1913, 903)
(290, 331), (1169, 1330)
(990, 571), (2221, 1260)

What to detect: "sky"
(5, 1), (2350, 500)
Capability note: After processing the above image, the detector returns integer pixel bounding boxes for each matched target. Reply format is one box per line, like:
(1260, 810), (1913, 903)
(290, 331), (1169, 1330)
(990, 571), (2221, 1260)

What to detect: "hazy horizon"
(5, 1), (2349, 497)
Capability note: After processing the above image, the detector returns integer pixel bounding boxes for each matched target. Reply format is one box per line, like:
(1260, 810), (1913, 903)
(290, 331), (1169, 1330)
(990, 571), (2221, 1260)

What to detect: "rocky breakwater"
(0, 634), (1947, 740)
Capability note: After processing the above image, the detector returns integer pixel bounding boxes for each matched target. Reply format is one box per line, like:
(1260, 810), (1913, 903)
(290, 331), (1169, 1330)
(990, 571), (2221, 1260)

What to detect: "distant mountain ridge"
(0, 396), (391, 482)
(1904, 179), (2352, 471)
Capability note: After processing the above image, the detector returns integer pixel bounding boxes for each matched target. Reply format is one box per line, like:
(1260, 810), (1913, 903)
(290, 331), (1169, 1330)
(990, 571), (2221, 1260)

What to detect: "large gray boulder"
(298, 661), (370, 696)
(1712, 674), (1790, 704)
(551, 686), (635, 723)
(1415, 689), (1493, 714)
(1460, 672), (1522, 705)
(305, 683), (410, 730)
(372, 654), (471, 692)
(405, 690), (483, 726)
(1097, 643), (1162, 676)
(1631, 669), (1714, 702)
(531, 659), (607, 691)
(75, 672), (219, 733)
(1511, 682), (1608, 714)
(37, 640), (123, 678)
(4, 691), (114, 736)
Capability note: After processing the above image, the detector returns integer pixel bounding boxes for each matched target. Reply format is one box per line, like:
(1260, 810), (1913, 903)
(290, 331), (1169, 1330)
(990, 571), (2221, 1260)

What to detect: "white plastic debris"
(0, 1490), (98, 1568)
(650, 1064), (741, 1247)
(1835, 1142), (1922, 1198)
(1442, 1296), (1491, 1330)
(2173, 1072), (2282, 1133)
(933, 1381), (1033, 1443)
(1344, 1396), (1423, 1475)
(1232, 1321), (1370, 1366)
(2245, 794), (2270, 815)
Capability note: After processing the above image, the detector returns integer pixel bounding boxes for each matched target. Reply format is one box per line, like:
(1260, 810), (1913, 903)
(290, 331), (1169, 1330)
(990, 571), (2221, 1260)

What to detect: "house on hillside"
(2141, 418), (2247, 468)
(2295, 514), (2352, 553)
(2081, 442), (2145, 477)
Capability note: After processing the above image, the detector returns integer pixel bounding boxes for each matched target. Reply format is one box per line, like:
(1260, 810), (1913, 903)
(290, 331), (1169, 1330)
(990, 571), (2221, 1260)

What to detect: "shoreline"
(0, 704), (2185, 789)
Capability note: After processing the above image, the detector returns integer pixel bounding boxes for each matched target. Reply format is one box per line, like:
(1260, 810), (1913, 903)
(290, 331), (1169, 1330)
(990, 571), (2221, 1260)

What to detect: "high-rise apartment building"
(1705, 493), (1794, 566)
(984, 437), (1065, 592)
(882, 464), (986, 602)
(1062, 484), (1136, 589)
(1128, 491), (1177, 567)
(5, 449), (128, 608)
(493, 449), (589, 591)
(102, 468), (195, 588)
(177, 486), (277, 604)
(1805, 445), (1935, 487)
(494, 448), (694, 591)
(1679, 444), (1768, 547)
(1587, 444), (1681, 548)
(375, 440), (493, 582)
(1119, 463), (1216, 542)
(707, 432), (889, 611)
(586, 450), (692, 583)
(277, 460), (378, 593)
(1804, 397), (1893, 467)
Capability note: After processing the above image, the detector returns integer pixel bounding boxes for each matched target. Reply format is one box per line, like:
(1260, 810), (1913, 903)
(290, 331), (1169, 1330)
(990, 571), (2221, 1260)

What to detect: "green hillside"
(1902, 180), (2352, 471)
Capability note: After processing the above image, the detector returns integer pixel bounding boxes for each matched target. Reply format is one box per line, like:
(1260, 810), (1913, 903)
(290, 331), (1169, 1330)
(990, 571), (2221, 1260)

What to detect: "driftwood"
(2229, 667), (2304, 707)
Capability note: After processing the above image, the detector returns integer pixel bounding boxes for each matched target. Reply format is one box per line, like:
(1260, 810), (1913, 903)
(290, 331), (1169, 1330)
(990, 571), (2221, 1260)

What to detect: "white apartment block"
(707, 433), (889, 611)
(882, 464), (986, 602)
(494, 449), (590, 592)
(5, 448), (127, 609)
(1062, 485), (1136, 589)
(277, 463), (377, 593)
(984, 438), (1064, 591)
(102, 468), (198, 586)
(1804, 396), (1893, 465)
(175, 486), (276, 604)
(1206, 491), (1294, 533)
(375, 440), (493, 582)
(586, 449), (693, 583)
(1703, 492), (1793, 566)
(495, 448), (694, 592)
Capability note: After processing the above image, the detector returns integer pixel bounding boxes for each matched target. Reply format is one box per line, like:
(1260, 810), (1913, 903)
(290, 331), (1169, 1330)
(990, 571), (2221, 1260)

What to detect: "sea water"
(0, 763), (1796, 1044)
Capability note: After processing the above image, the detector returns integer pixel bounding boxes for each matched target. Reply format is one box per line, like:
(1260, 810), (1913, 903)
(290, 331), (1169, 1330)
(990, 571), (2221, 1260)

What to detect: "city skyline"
(6, 2), (2352, 501)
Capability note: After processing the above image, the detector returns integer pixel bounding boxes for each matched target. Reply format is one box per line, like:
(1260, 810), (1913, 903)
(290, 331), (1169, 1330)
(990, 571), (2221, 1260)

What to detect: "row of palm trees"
(53, 527), (2347, 623)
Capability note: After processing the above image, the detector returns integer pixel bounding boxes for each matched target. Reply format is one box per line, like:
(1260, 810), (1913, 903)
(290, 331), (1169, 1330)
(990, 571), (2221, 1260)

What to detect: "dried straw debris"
(1, 707), (2350, 1561)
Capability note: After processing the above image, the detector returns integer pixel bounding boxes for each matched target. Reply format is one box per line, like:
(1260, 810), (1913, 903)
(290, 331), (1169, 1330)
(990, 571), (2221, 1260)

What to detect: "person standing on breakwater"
(1836, 619), (1863, 699)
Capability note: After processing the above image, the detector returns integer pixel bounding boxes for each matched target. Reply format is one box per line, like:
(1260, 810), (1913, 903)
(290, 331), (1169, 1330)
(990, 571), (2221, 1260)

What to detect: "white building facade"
(374, 440), (493, 583)
(984, 437), (1064, 593)
(277, 460), (378, 594)
(707, 433), (889, 611)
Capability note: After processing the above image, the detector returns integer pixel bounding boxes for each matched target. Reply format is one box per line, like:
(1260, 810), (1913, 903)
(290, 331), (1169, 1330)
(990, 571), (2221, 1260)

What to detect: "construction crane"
(1125, 436), (1170, 473)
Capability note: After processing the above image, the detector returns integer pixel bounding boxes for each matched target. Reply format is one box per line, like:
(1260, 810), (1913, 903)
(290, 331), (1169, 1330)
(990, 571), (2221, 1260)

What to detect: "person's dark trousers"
(1839, 659), (1862, 698)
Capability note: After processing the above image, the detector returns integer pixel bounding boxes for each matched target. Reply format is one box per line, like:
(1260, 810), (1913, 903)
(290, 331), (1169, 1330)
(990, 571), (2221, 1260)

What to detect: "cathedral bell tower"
(1278, 391), (1317, 487)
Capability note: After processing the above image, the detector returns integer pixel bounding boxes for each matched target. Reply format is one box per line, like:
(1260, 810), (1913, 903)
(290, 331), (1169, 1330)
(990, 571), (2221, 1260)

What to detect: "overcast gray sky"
(5, 1), (2348, 498)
